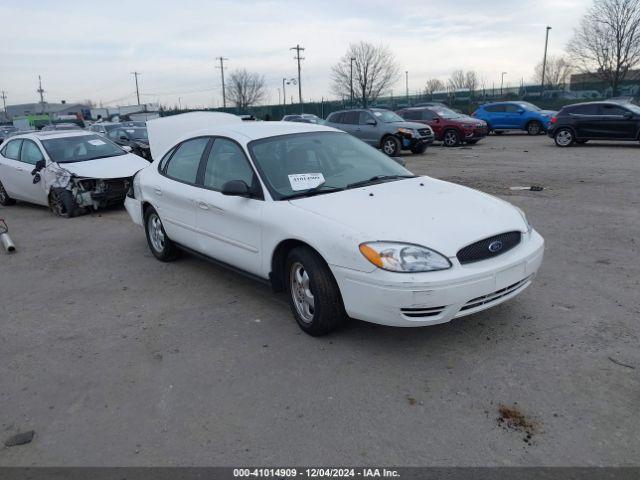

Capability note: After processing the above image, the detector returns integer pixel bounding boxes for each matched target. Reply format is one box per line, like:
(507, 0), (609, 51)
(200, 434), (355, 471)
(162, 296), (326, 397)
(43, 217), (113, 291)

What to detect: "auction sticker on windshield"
(88, 139), (106, 146)
(288, 173), (325, 191)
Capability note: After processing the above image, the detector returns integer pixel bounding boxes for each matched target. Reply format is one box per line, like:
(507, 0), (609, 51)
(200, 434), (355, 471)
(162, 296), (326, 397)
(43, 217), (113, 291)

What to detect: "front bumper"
(331, 230), (544, 327)
(125, 195), (144, 226)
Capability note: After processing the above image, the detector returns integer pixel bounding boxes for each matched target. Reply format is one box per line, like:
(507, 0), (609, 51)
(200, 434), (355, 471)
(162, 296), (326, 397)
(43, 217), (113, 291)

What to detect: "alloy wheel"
(444, 131), (459, 147)
(528, 122), (541, 135)
(148, 213), (166, 253)
(556, 129), (573, 147)
(383, 139), (397, 155)
(290, 262), (315, 323)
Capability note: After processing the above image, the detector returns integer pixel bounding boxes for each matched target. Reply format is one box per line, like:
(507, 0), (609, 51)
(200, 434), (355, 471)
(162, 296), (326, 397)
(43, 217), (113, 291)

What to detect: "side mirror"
(366, 119), (377, 126)
(221, 179), (251, 197)
(122, 145), (133, 152)
(32, 159), (46, 174)
(517, 109), (525, 114)
(120, 135), (129, 141)
(434, 117), (440, 122)
(623, 111), (633, 119)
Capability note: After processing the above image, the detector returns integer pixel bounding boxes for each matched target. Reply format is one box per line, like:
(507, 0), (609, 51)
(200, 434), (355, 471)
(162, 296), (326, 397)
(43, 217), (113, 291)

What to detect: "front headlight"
(515, 207), (533, 233)
(397, 127), (414, 137)
(359, 242), (452, 273)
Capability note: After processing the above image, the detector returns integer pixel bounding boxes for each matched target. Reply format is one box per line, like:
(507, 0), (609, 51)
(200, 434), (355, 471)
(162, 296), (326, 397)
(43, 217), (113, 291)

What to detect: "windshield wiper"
(281, 185), (345, 200)
(346, 174), (416, 189)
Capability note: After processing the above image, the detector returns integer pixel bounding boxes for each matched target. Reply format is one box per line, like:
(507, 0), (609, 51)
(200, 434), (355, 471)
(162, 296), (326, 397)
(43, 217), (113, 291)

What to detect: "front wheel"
(286, 247), (347, 336)
(381, 135), (401, 156)
(48, 188), (81, 218)
(0, 180), (16, 206)
(554, 128), (575, 147)
(410, 143), (427, 154)
(144, 207), (177, 261)
(443, 129), (460, 147)
(527, 121), (543, 135)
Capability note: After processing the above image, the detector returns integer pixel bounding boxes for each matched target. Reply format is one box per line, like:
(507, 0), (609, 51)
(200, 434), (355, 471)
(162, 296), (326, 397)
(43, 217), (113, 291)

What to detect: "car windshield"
(518, 102), (541, 111)
(624, 103), (640, 114)
(125, 128), (148, 140)
(372, 110), (404, 123)
(249, 131), (413, 200)
(41, 134), (126, 163)
(431, 107), (461, 119)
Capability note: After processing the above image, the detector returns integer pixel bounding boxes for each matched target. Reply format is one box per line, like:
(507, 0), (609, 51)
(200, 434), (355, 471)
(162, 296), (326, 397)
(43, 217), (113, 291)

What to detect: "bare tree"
(448, 70), (479, 92)
(567, 0), (640, 95)
(226, 69), (267, 109)
(448, 70), (466, 90)
(331, 41), (400, 107)
(424, 78), (445, 96)
(533, 56), (573, 89)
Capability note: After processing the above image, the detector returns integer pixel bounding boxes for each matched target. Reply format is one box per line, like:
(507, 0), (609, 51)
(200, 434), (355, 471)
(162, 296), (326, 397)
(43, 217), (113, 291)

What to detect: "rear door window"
(358, 112), (376, 124)
(569, 105), (600, 115)
(328, 112), (344, 123)
(342, 111), (359, 124)
(504, 104), (521, 113)
(401, 110), (421, 120)
(600, 104), (630, 116)
(164, 137), (210, 184)
(485, 105), (506, 113)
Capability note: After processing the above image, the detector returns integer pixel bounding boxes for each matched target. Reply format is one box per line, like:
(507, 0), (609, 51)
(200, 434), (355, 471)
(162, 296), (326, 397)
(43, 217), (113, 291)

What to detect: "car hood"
(54, 153), (149, 179)
(390, 121), (431, 130)
(289, 176), (526, 257)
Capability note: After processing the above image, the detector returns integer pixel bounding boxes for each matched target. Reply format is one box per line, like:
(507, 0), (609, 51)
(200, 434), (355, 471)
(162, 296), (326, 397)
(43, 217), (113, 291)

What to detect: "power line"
(131, 71), (141, 105)
(290, 44), (304, 113)
(215, 57), (228, 108)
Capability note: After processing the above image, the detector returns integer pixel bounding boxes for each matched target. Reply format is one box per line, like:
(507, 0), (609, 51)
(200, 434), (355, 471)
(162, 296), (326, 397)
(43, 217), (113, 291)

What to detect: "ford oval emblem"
(488, 240), (503, 253)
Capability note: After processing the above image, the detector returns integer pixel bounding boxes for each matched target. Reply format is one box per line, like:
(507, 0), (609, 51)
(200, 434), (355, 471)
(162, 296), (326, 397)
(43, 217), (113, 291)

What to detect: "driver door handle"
(153, 187), (162, 196)
(197, 201), (209, 210)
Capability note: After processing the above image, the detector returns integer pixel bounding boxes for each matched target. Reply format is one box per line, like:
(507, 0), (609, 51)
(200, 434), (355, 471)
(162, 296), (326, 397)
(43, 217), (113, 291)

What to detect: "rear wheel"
(381, 135), (401, 156)
(144, 207), (177, 261)
(554, 128), (575, 147)
(527, 121), (543, 135)
(443, 129), (460, 147)
(286, 246), (347, 336)
(0, 180), (16, 206)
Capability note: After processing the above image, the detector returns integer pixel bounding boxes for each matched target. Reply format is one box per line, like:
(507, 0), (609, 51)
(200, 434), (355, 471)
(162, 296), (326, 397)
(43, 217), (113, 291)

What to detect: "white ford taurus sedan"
(125, 112), (544, 335)
(0, 130), (149, 217)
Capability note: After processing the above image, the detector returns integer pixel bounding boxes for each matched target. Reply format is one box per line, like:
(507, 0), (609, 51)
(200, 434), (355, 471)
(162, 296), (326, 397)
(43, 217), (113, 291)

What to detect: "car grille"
(417, 128), (432, 137)
(400, 305), (446, 318)
(457, 231), (521, 265)
(459, 275), (533, 312)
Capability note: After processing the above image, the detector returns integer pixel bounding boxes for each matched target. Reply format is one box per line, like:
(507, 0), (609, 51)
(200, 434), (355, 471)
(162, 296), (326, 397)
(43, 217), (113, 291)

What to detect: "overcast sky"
(0, 0), (591, 109)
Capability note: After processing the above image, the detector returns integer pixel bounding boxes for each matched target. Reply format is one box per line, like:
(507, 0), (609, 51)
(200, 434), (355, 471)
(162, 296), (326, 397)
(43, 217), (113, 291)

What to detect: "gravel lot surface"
(1, 134), (638, 466)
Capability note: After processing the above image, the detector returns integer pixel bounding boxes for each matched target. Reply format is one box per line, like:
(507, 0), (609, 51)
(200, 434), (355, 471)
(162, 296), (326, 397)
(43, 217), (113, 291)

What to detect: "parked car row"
(88, 121), (151, 159)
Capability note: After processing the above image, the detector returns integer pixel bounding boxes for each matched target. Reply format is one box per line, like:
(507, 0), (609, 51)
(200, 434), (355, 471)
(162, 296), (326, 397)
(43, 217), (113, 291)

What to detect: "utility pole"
(1, 91), (7, 116)
(131, 71), (141, 105)
(37, 75), (46, 113)
(282, 78), (287, 106)
(216, 57), (228, 108)
(500, 72), (507, 96)
(290, 44), (304, 113)
(405, 71), (409, 105)
(350, 57), (355, 107)
(541, 26), (552, 95)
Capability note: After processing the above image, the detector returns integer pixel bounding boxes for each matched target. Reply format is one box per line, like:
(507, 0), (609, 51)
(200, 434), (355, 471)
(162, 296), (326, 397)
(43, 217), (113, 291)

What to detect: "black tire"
(527, 121), (543, 135)
(554, 127), (575, 148)
(442, 129), (460, 147)
(285, 246), (347, 336)
(0, 180), (16, 206)
(48, 188), (81, 218)
(380, 135), (401, 156)
(144, 206), (177, 261)
(410, 143), (427, 154)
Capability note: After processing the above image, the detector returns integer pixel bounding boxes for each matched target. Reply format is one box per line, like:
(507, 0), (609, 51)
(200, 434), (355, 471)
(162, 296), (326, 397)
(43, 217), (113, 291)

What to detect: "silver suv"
(325, 108), (434, 156)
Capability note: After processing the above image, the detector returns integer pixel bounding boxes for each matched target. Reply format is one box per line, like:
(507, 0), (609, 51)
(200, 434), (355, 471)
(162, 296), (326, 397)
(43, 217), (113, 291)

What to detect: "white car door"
(150, 137), (210, 249)
(195, 137), (263, 276)
(0, 139), (47, 205)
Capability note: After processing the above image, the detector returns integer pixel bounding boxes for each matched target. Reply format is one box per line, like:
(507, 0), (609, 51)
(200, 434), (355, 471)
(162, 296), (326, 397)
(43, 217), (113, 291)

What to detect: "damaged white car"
(0, 131), (149, 217)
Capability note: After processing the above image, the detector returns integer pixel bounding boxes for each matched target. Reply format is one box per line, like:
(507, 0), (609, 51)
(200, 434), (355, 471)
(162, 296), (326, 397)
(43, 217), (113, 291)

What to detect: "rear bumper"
(331, 230), (544, 327)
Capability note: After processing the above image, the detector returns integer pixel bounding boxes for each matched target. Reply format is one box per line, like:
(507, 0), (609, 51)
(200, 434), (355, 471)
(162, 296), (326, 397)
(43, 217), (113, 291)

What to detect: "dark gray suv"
(325, 108), (434, 156)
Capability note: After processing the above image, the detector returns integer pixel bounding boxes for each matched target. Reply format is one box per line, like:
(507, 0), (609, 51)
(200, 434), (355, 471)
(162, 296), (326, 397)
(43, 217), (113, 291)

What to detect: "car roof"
(10, 130), (96, 141)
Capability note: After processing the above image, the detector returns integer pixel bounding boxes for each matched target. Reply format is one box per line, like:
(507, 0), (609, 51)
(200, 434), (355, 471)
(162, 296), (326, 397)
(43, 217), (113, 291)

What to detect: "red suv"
(396, 106), (488, 147)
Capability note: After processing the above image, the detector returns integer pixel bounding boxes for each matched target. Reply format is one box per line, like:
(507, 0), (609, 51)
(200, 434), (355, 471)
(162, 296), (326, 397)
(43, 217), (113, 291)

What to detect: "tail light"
(550, 117), (557, 124)
(471, 110), (478, 117)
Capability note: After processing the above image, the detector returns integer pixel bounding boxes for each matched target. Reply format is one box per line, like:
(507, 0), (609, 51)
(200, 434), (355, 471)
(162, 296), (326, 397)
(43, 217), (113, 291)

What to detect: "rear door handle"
(153, 187), (162, 196)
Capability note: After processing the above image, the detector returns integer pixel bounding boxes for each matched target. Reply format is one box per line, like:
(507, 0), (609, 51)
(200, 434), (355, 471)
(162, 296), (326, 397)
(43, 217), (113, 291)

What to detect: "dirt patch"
(497, 404), (540, 445)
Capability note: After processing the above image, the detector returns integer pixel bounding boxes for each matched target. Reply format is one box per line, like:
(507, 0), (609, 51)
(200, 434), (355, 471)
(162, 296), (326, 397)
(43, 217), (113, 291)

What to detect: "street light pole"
(500, 72), (507, 96)
(350, 57), (355, 107)
(405, 71), (409, 105)
(541, 26), (552, 95)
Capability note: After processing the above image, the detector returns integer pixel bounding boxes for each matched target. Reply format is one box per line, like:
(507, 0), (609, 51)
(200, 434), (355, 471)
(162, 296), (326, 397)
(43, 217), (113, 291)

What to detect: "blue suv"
(472, 101), (556, 135)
